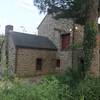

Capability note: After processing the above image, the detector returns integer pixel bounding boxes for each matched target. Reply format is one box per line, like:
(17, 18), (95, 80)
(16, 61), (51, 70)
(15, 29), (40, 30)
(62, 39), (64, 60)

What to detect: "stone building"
(0, 14), (100, 77)
(0, 25), (57, 77)
(38, 14), (100, 76)
(38, 14), (84, 72)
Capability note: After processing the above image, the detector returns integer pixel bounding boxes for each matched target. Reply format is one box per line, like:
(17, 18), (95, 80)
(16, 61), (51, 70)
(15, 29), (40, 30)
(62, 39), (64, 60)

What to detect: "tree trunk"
(87, 0), (99, 23)
(85, 0), (99, 76)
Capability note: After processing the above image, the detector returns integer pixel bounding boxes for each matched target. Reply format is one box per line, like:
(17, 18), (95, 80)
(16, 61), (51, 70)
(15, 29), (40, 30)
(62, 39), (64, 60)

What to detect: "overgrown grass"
(0, 70), (100, 100)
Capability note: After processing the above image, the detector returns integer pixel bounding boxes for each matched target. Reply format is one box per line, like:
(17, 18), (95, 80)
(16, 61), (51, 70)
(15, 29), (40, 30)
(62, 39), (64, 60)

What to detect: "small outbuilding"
(0, 25), (57, 77)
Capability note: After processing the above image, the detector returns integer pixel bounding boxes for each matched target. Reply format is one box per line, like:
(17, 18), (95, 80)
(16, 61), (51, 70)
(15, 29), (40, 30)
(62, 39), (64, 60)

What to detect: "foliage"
(0, 76), (71, 100)
(34, 77), (72, 100)
(54, 69), (82, 88)
(0, 71), (100, 100)
(34, 0), (85, 24)
(75, 77), (100, 100)
(34, 0), (100, 25)
(0, 79), (35, 100)
(83, 22), (97, 73)
(0, 35), (4, 45)
(70, 42), (83, 49)
(54, 72), (100, 100)
(34, 0), (73, 13)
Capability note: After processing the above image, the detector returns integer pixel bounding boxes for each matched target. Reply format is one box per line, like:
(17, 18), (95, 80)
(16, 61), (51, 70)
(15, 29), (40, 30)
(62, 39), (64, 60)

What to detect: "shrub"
(76, 77), (100, 100)
(31, 76), (73, 100)
(0, 80), (35, 100)
(0, 76), (72, 100)
(0, 71), (100, 100)
(54, 68), (82, 88)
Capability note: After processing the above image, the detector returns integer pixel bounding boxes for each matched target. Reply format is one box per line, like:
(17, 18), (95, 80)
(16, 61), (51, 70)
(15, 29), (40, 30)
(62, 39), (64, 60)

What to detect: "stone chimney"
(5, 25), (13, 66)
(5, 25), (13, 35)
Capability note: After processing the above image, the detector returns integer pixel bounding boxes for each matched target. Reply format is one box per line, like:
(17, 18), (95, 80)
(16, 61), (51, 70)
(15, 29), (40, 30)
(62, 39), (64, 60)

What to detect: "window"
(78, 57), (85, 77)
(56, 59), (60, 68)
(61, 34), (70, 50)
(36, 58), (42, 70)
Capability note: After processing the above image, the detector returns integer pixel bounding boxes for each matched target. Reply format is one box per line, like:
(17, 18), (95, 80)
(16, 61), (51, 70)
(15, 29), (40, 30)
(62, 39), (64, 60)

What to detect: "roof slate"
(10, 32), (57, 50)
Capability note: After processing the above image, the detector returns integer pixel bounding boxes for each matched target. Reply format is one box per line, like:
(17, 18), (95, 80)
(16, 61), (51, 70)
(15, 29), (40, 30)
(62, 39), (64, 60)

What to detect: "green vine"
(83, 22), (97, 74)
(70, 42), (83, 49)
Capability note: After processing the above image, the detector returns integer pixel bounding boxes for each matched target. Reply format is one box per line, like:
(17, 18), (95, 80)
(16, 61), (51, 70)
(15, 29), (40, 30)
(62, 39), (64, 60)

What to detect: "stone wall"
(38, 15), (85, 71)
(38, 15), (74, 49)
(38, 15), (74, 70)
(8, 35), (16, 75)
(73, 24), (84, 45)
(16, 48), (57, 77)
(0, 34), (16, 76)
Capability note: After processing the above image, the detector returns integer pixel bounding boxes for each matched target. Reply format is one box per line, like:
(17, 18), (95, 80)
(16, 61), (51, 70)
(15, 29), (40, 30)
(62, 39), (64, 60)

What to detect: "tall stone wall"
(38, 15), (74, 49)
(38, 15), (84, 70)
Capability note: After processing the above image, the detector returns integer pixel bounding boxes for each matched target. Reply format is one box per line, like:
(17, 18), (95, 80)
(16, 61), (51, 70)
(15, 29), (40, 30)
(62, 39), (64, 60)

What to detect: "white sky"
(98, 17), (100, 24)
(0, 0), (45, 34)
(0, 0), (100, 35)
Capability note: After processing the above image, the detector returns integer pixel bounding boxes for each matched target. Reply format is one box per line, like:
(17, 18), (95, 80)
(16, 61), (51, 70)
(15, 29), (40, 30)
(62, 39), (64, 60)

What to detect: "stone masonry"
(16, 48), (56, 77)
(0, 25), (57, 77)
(38, 14), (100, 76)
(38, 14), (84, 71)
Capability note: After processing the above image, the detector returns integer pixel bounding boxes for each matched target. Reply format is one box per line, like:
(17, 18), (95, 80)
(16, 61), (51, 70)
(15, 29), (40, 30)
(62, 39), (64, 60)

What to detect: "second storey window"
(36, 58), (42, 71)
(61, 34), (70, 50)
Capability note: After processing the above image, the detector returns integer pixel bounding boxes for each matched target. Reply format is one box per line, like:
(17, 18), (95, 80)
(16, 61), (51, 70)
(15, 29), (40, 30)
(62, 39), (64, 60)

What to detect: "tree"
(83, 0), (99, 76)
(34, 0), (100, 25)
(34, 0), (100, 76)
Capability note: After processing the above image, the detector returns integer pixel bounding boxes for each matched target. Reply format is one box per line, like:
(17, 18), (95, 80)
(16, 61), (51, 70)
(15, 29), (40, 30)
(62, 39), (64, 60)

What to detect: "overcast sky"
(0, 0), (45, 34)
(0, 0), (100, 35)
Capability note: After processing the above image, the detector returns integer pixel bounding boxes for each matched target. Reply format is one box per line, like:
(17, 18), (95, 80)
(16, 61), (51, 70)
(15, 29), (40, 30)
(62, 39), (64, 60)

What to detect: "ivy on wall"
(83, 22), (97, 74)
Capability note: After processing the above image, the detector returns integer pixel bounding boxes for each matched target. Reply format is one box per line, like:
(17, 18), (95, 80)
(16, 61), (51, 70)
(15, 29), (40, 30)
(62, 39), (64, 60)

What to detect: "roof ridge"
(10, 31), (52, 42)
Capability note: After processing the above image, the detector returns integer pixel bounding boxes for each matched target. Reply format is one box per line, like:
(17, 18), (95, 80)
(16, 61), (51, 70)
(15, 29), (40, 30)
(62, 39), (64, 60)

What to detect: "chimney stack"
(5, 25), (13, 35)
(5, 25), (13, 66)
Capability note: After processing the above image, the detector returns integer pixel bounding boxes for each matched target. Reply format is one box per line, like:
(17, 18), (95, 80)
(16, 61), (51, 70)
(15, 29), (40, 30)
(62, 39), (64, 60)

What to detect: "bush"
(50, 70), (100, 100)
(0, 77), (72, 100)
(0, 72), (100, 100)
(75, 77), (100, 100)
(0, 80), (35, 100)
(54, 68), (82, 88)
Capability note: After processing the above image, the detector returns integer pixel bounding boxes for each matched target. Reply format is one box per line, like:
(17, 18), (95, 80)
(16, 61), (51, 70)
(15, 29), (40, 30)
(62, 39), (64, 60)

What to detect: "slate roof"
(10, 32), (57, 50)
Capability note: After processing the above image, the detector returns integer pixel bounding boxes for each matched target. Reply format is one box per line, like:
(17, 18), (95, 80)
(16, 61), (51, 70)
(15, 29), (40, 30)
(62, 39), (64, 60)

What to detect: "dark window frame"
(56, 59), (60, 68)
(61, 33), (70, 50)
(36, 58), (43, 71)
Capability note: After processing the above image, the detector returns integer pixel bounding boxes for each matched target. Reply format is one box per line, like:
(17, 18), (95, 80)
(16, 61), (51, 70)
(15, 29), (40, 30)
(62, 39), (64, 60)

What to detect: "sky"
(0, 0), (45, 34)
(0, 0), (100, 35)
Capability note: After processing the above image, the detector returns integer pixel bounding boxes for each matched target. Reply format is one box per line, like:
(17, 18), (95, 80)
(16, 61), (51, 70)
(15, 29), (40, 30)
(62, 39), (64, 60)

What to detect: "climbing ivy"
(70, 42), (83, 49)
(83, 22), (97, 74)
